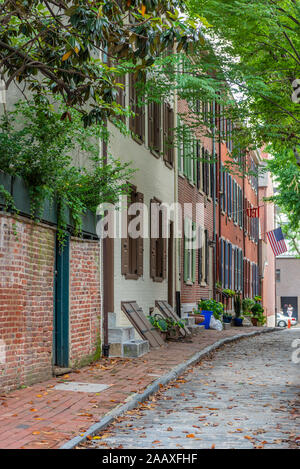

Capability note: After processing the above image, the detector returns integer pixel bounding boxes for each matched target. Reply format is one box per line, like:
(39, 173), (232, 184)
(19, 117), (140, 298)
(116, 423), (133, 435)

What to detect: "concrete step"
(122, 339), (149, 358)
(108, 326), (135, 343)
(108, 312), (117, 328)
(187, 325), (205, 335)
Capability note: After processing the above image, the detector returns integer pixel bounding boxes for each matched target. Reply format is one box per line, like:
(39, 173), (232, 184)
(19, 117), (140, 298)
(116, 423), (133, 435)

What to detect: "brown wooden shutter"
(148, 102), (154, 150)
(162, 237), (167, 279)
(163, 102), (168, 161)
(136, 192), (144, 277)
(129, 74), (135, 133)
(150, 199), (157, 279)
(155, 103), (161, 153)
(168, 107), (174, 165)
(121, 191), (130, 276)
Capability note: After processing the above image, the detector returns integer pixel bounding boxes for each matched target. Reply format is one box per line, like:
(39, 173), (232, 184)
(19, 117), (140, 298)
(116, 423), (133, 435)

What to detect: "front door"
(54, 236), (70, 367)
(168, 222), (174, 306)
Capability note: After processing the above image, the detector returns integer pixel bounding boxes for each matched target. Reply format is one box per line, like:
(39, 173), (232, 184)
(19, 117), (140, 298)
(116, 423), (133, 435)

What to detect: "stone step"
(108, 312), (117, 328)
(122, 339), (149, 358)
(108, 326), (135, 344)
(187, 325), (205, 335)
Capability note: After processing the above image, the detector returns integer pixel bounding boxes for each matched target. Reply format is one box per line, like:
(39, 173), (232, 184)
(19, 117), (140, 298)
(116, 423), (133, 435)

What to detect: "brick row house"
(0, 56), (269, 393)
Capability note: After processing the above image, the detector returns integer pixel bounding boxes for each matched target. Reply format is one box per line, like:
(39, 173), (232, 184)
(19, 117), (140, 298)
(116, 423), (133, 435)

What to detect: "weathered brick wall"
(0, 213), (55, 393)
(69, 238), (101, 367)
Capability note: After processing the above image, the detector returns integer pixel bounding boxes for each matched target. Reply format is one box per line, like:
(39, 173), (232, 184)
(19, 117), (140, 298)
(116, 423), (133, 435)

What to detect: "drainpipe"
(174, 92), (181, 317)
(102, 135), (112, 358)
(212, 100), (216, 299)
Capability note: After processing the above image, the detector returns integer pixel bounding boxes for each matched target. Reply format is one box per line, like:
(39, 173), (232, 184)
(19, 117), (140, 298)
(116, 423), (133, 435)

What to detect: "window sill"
(150, 149), (161, 159)
(152, 276), (164, 283)
(125, 273), (140, 280)
(164, 160), (174, 170)
(185, 280), (194, 286)
(131, 133), (144, 146)
(178, 171), (185, 179)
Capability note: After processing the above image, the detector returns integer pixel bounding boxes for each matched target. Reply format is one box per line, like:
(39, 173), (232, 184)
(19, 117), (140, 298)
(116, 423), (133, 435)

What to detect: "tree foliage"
(183, 0), (300, 236)
(0, 97), (134, 243)
(0, 0), (199, 126)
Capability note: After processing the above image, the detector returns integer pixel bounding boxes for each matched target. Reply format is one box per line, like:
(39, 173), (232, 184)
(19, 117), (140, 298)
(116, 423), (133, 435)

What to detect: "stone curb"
(60, 327), (281, 449)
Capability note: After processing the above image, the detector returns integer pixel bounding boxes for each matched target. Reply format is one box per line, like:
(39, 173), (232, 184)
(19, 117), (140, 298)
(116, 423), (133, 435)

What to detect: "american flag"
(267, 227), (288, 256)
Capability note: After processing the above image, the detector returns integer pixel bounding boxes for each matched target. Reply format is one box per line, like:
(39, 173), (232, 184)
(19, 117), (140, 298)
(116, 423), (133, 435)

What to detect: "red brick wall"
(178, 99), (214, 305)
(0, 214), (55, 393)
(0, 214), (102, 394)
(69, 238), (101, 366)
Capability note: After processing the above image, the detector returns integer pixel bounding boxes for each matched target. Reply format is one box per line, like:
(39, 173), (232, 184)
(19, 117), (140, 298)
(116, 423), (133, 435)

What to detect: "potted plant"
(165, 318), (186, 340)
(233, 292), (243, 326)
(222, 288), (235, 298)
(242, 297), (255, 317)
(148, 314), (168, 340)
(198, 299), (224, 329)
(223, 312), (232, 324)
(250, 303), (266, 326)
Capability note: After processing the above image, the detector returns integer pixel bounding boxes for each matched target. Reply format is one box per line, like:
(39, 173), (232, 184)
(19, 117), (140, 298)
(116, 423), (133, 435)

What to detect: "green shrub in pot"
(198, 299), (224, 320)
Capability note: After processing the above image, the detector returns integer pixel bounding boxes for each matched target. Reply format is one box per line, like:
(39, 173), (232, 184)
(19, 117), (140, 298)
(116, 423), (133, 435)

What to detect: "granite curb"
(60, 327), (281, 449)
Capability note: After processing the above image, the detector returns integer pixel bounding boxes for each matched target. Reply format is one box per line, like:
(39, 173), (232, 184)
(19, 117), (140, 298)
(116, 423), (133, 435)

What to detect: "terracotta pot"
(251, 317), (258, 326)
(189, 314), (205, 324)
(159, 331), (167, 341)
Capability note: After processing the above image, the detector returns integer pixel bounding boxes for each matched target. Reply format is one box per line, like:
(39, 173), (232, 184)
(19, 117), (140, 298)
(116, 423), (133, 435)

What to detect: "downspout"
(102, 135), (112, 358)
(212, 100), (216, 299)
(174, 89), (181, 316)
(242, 154), (246, 299)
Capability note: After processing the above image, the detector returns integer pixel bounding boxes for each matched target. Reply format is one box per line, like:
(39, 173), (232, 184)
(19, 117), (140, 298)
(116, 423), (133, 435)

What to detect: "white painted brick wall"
(107, 123), (175, 327)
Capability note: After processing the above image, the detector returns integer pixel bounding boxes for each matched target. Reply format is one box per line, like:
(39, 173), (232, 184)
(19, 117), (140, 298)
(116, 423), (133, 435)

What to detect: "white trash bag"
(209, 316), (223, 331)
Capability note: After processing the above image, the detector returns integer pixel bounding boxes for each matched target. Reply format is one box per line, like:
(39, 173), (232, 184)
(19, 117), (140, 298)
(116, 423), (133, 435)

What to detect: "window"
(203, 149), (210, 195)
(198, 227), (203, 284)
(148, 101), (161, 155)
(276, 269), (280, 282)
(177, 116), (184, 173)
(163, 102), (174, 166)
(219, 238), (222, 287)
(210, 157), (214, 198)
(121, 188), (144, 279)
(196, 141), (201, 190)
(204, 229), (209, 284)
(129, 74), (145, 143)
(150, 200), (167, 282)
(184, 218), (196, 284)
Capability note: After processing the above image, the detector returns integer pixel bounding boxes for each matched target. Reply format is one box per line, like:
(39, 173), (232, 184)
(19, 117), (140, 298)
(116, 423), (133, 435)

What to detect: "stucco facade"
(276, 257), (300, 322)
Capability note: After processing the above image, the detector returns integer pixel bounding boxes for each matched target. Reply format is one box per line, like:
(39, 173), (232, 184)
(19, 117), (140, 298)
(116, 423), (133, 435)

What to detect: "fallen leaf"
(186, 434), (195, 438)
(62, 52), (72, 61)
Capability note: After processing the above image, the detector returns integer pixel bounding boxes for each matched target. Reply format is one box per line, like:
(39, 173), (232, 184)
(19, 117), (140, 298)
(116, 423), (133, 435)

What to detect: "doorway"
(280, 297), (298, 320)
(54, 236), (70, 368)
(168, 222), (174, 306)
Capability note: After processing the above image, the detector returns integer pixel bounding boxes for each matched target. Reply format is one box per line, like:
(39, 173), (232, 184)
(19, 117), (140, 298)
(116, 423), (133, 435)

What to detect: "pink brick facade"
(0, 213), (101, 393)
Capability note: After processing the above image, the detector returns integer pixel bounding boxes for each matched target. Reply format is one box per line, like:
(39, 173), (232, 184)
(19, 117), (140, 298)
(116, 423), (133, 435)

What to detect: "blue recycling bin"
(201, 310), (213, 329)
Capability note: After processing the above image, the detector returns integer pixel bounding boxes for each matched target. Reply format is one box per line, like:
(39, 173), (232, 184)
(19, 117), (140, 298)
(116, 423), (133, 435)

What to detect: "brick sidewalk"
(0, 327), (267, 449)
